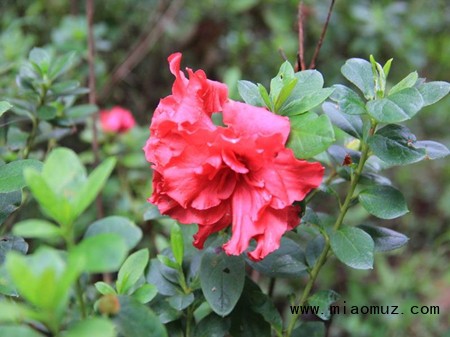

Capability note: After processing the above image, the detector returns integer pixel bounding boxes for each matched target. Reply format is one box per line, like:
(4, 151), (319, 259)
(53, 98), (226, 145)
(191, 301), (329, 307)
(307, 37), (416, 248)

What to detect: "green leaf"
(0, 302), (33, 323)
(417, 81), (450, 106)
(358, 224), (409, 252)
(0, 236), (28, 265)
(237, 80), (264, 107)
(72, 157), (116, 219)
(292, 322), (325, 337)
(287, 112), (335, 158)
(322, 102), (363, 139)
(246, 237), (307, 278)
(329, 85), (366, 115)
(359, 185), (409, 219)
(24, 169), (73, 226)
(0, 325), (46, 337)
(29, 48), (51, 74)
(167, 292), (195, 311)
(200, 245), (245, 316)
(48, 51), (77, 80)
(290, 70), (324, 97)
(157, 254), (179, 270)
(367, 124), (426, 165)
(41, 148), (86, 196)
(85, 216), (142, 250)
(37, 105), (57, 120)
(415, 140), (450, 160)
(170, 224), (184, 266)
(307, 290), (340, 320)
(258, 84), (272, 110)
(245, 279), (283, 334)
(146, 259), (179, 296)
(65, 104), (97, 120)
(114, 296), (168, 337)
(71, 233), (127, 273)
(306, 235), (326, 268)
(116, 249), (149, 294)
(279, 88), (334, 116)
(7, 126), (28, 150)
(366, 87), (424, 123)
(330, 227), (374, 269)
(12, 219), (61, 240)
(49, 80), (80, 95)
(0, 191), (22, 226)
(194, 314), (230, 337)
(132, 283), (157, 304)
(65, 318), (116, 337)
(274, 78), (298, 112)
(341, 58), (374, 99)
(95, 281), (116, 295)
(0, 160), (43, 193)
(382, 58), (393, 78)
(389, 71), (418, 95)
(0, 101), (13, 117)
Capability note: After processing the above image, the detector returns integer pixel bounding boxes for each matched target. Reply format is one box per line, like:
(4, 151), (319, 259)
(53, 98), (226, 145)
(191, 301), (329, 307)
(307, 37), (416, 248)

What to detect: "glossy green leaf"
(366, 87), (424, 123)
(37, 105), (57, 120)
(72, 157), (116, 219)
(50, 80), (80, 95)
(85, 216), (142, 250)
(0, 101), (13, 117)
(270, 61), (295, 101)
(246, 237), (307, 278)
(146, 259), (179, 296)
(358, 224), (409, 252)
(415, 140), (450, 160)
(194, 314), (230, 337)
(0, 191), (22, 225)
(0, 160), (43, 193)
(72, 233), (127, 273)
(330, 226), (374, 269)
(95, 281), (116, 295)
(167, 292), (195, 311)
(258, 84), (272, 110)
(322, 102), (363, 138)
(24, 169), (73, 226)
(116, 249), (149, 294)
(237, 80), (264, 107)
(389, 71), (418, 95)
(367, 124), (426, 165)
(65, 318), (116, 337)
(417, 81), (450, 106)
(280, 88), (334, 116)
(0, 302), (33, 323)
(359, 185), (409, 219)
(132, 283), (157, 304)
(200, 245), (245, 316)
(307, 290), (340, 320)
(287, 112), (335, 158)
(114, 296), (168, 337)
(341, 58), (375, 99)
(12, 219), (61, 240)
(245, 279), (283, 334)
(306, 235), (326, 268)
(170, 224), (184, 266)
(329, 84), (366, 115)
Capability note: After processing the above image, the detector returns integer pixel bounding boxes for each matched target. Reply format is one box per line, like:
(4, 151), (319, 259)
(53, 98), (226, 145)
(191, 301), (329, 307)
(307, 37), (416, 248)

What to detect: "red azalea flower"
(143, 53), (324, 261)
(100, 106), (136, 133)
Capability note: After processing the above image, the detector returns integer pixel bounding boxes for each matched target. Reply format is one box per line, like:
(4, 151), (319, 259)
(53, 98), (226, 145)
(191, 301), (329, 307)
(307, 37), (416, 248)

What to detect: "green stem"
(65, 228), (88, 319)
(285, 124), (375, 337)
(23, 117), (38, 159)
(185, 306), (193, 337)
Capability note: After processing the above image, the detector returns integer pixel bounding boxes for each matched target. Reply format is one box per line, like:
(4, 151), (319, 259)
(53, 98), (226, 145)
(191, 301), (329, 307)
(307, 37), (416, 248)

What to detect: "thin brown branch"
(296, 1), (307, 71)
(86, 0), (103, 218)
(309, 0), (336, 69)
(100, 0), (183, 100)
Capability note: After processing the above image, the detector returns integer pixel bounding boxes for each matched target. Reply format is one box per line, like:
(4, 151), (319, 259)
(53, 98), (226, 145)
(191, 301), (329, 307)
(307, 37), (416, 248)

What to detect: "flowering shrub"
(0, 21), (449, 337)
(144, 53), (324, 261)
